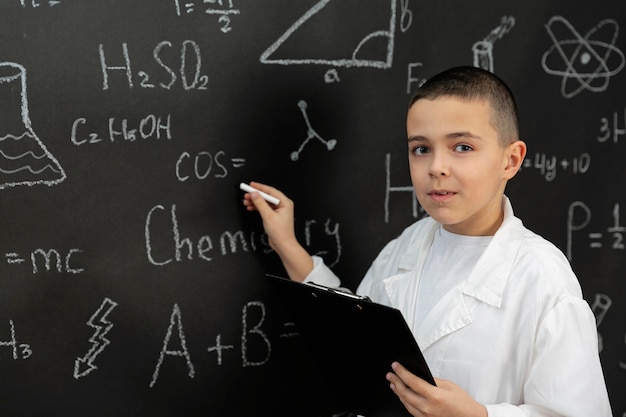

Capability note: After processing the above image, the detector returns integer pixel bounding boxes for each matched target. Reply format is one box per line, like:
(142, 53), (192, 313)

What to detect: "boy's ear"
(503, 140), (527, 179)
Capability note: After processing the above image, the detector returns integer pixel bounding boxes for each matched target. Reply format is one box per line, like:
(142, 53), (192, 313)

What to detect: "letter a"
(149, 304), (195, 387)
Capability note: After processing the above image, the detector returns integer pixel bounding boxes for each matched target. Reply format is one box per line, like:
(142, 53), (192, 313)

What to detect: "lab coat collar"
(382, 196), (522, 349)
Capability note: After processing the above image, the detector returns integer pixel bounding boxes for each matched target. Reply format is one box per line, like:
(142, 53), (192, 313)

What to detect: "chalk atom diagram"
(542, 16), (625, 98)
(259, 0), (397, 72)
(0, 62), (66, 189)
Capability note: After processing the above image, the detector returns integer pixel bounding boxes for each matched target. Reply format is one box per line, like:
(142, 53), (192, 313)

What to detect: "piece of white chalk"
(240, 182), (280, 205)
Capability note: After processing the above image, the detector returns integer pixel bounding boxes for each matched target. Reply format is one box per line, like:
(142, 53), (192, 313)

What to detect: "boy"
(242, 66), (612, 416)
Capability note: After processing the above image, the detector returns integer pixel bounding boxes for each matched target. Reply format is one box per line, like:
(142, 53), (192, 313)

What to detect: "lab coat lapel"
(381, 198), (522, 352)
(381, 220), (437, 339)
(463, 206), (524, 308)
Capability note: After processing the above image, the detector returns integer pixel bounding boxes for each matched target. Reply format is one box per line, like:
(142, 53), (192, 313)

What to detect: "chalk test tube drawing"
(0, 62), (66, 189)
(291, 100), (337, 161)
(542, 16), (625, 99)
(472, 16), (515, 73)
(74, 298), (118, 379)
(260, 0), (396, 70)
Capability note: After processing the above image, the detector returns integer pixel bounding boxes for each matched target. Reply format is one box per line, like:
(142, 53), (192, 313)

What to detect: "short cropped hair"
(409, 66), (520, 146)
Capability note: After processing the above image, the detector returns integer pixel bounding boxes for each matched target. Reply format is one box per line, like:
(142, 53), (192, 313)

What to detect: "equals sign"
(175, 0), (195, 14)
(5, 253), (26, 264)
(231, 157), (246, 168)
(279, 322), (299, 338)
(588, 233), (603, 248)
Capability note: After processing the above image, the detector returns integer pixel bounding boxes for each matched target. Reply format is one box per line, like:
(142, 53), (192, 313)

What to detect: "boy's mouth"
(428, 190), (457, 202)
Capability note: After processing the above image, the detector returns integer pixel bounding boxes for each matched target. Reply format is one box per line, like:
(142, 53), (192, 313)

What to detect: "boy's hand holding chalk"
(240, 182), (281, 205)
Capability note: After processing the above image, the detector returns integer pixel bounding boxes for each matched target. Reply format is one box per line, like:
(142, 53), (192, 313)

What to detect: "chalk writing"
(74, 298), (118, 379)
(304, 218), (341, 267)
(0, 320), (32, 360)
(278, 322), (299, 339)
(542, 16), (625, 98)
(324, 68), (341, 83)
(144, 204), (342, 266)
(0, 62), (66, 190)
(150, 304), (195, 387)
(260, 0), (397, 70)
(472, 16), (515, 72)
(566, 201), (625, 261)
(591, 293), (612, 352)
(384, 153), (427, 223)
(407, 62), (426, 94)
(71, 115), (172, 145)
(176, 150), (246, 181)
(99, 41), (209, 91)
(4, 248), (83, 274)
(598, 106), (626, 144)
(150, 301), (277, 386)
(174, 0), (240, 33)
(241, 301), (271, 367)
(521, 152), (590, 181)
(291, 100), (337, 161)
(207, 334), (234, 365)
(145, 204), (270, 265)
(399, 0), (413, 33)
(19, 0), (61, 7)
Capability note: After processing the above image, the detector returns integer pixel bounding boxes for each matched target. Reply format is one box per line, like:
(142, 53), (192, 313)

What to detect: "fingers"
(387, 368), (421, 416)
(246, 182), (287, 215)
(249, 181), (284, 199)
(390, 362), (433, 392)
(241, 181), (283, 212)
(387, 362), (436, 412)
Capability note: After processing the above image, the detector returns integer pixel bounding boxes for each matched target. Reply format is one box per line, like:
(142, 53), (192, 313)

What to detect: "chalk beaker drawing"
(0, 62), (66, 189)
(291, 100), (337, 161)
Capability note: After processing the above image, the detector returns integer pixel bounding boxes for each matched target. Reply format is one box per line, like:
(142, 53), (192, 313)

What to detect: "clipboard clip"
(307, 281), (372, 302)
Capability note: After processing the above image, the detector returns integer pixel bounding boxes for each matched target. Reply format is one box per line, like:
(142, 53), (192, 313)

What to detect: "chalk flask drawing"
(0, 62), (66, 189)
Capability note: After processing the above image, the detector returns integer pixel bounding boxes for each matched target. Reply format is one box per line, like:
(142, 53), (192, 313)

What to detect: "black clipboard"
(267, 273), (435, 417)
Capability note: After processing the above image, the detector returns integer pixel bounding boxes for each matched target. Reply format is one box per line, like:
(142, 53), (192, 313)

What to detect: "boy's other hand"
(387, 362), (487, 417)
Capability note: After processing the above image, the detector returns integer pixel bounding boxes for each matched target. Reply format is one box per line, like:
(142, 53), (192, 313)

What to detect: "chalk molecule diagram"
(542, 16), (625, 98)
(0, 62), (66, 190)
(291, 100), (337, 161)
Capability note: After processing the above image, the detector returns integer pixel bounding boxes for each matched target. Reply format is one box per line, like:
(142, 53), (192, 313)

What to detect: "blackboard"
(0, 1), (624, 416)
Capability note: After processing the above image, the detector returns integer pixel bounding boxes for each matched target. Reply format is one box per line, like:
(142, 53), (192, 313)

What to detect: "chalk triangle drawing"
(260, 0), (396, 69)
(0, 62), (66, 190)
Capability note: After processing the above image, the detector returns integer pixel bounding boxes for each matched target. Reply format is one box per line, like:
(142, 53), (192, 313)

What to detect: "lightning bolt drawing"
(73, 297), (118, 379)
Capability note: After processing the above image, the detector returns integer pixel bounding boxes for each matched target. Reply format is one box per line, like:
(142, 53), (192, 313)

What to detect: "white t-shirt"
(415, 226), (492, 325)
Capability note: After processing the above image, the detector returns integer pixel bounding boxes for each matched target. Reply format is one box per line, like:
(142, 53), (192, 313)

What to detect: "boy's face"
(406, 96), (525, 236)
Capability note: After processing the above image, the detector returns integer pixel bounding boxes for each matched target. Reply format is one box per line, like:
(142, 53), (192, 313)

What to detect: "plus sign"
(207, 334), (234, 365)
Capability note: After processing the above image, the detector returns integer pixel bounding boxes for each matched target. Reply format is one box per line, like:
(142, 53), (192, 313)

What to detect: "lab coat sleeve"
(484, 296), (612, 417)
(303, 255), (342, 288)
(305, 232), (403, 297)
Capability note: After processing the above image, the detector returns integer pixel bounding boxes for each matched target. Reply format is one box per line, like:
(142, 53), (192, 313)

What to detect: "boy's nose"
(428, 153), (450, 177)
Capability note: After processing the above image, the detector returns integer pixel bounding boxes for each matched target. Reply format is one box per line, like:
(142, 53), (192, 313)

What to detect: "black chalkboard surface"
(0, 1), (624, 416)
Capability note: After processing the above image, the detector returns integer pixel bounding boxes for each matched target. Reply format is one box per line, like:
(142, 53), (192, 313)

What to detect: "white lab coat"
(305, 197), (612, 416)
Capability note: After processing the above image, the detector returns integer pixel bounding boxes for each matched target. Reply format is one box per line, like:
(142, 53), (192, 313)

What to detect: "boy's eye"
(412, 145), (430, 155)
(454, 144), (473, 152)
